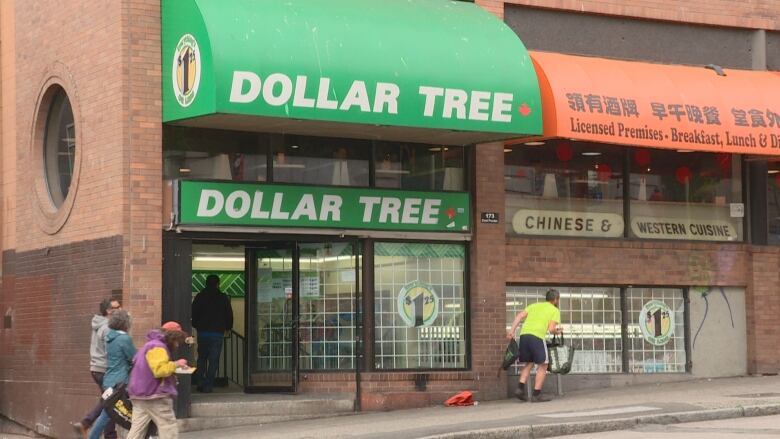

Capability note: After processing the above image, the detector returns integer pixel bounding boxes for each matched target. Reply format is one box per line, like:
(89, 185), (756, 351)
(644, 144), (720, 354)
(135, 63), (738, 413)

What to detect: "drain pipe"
(354, 239), (365, 412)
(354, 240), (362, 412)
(355, 333), (362, 412)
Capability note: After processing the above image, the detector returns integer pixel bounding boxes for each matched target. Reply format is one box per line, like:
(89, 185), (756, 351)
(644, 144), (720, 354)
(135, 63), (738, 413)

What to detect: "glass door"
(247, 243), (298, 391)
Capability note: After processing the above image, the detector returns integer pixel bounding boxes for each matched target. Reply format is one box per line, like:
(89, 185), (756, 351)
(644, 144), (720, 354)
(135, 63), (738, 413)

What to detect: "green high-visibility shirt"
(519, 302), (561, 340)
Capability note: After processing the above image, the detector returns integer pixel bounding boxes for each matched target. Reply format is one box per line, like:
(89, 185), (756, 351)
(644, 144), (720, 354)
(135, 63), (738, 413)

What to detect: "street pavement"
(557, 414), (780, 438)
(179, 375), (780, 439)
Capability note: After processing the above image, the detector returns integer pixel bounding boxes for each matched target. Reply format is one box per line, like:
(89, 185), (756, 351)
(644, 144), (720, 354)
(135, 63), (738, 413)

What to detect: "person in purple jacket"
(125, 322), (189, 439)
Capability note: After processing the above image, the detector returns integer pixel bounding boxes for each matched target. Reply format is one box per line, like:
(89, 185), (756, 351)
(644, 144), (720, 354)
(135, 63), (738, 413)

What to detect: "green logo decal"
(172, 34), (201, 107)
(639, 300), (675, 346)
(398, 281), (439, 328)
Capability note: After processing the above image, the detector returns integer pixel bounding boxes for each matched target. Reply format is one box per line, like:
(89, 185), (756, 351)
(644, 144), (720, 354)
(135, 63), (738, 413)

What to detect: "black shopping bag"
(501, 338), (519, 370)
(101, 383), (158, 437)
(546, 332), (575, 375)
(101, 383), (133, 430)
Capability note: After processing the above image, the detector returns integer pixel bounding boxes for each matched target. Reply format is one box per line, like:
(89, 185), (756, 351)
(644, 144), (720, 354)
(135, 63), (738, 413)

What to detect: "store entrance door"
(246, 242), (299, 392)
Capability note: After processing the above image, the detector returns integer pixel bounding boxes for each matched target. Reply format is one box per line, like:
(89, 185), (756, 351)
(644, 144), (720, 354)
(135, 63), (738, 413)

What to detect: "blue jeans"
(196, 335), (223, 390)
(88, 409), (111, 439)
(83, 376), (116, 439)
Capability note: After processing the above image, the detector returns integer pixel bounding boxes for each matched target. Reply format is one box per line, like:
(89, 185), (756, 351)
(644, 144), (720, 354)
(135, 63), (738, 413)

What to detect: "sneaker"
(514, 388), (528, 401)
(531, 393), (551, 403)
(71, 421), (88, 439)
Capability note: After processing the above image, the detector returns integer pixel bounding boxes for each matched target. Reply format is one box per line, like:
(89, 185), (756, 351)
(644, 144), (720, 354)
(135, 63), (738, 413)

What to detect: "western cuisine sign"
(631, 217), (737, 241)
(177, 180), (470, 233)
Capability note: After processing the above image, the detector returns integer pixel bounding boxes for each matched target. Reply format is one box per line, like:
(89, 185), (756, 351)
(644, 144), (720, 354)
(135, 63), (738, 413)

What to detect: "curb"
(418, 403), (780, 439)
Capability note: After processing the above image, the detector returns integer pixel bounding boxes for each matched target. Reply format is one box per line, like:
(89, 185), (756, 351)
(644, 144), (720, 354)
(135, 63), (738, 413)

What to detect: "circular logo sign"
(397, 281), (439, 328)
(639, 300), (675, 346)
(172, 34), (201, 107)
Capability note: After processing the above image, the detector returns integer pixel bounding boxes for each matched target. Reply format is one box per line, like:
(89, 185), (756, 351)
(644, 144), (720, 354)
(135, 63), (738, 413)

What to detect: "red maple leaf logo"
(518, 103), (532, 116)
(445, 207), (456, 219)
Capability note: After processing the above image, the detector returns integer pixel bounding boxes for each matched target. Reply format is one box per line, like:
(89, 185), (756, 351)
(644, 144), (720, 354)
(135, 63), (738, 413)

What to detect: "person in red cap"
(125, 321), (189, 439)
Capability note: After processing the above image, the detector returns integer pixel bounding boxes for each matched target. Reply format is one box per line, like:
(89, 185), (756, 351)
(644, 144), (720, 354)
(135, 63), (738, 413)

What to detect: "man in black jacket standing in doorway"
(192, 274), (233, 393)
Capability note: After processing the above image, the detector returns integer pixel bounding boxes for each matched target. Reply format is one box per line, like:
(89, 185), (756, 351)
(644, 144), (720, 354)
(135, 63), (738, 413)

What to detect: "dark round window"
(43, 87), (76, 207)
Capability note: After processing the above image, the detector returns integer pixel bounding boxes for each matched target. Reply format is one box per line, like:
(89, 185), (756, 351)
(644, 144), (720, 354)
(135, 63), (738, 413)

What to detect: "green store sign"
(162, 0), (542, 136)
(177, 180), (470, 233)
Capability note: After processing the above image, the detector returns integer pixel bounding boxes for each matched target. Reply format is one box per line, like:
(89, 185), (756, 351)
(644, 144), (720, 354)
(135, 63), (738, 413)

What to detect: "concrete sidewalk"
(180, 375), (780, 439)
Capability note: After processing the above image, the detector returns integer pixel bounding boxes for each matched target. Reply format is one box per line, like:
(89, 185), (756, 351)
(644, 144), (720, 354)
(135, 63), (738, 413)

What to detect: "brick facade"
(0, 239), (123, 436)
(0, 0), (163, 436)
(120, 0), (164, 346)
(469, 143), (509, 400)
(476, 0), (780, 29)
(1, 0), (779, 435)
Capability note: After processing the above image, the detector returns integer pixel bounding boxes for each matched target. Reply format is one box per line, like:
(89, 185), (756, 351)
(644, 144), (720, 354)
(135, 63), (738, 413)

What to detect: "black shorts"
(517, 334), (548, 365)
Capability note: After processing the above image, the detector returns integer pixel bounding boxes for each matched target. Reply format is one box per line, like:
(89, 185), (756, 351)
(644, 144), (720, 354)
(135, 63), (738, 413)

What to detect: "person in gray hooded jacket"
(72, 298), (122, 439)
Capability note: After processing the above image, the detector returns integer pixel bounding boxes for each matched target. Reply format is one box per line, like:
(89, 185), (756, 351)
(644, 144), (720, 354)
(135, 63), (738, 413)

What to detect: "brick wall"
(746, 247), (780, 374)
(120, 0), (163, 346)
(469, 142), (509, 400)
(0, 0), (164, 435)
(1, 0), (15, 259)
(477, 0), (780, 29)
(12, 1), (125, 251)
(298, 371), (477, 410)
(0, 238), (123, 436)
(506, 239), (749, 286)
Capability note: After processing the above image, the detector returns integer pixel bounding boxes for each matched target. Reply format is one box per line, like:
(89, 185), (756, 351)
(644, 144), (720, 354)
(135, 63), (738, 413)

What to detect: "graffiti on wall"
(692, 286), (735, 350)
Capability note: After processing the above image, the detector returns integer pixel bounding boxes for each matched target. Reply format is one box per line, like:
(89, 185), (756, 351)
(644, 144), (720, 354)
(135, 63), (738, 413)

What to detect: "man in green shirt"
(506, 289), (562, 402)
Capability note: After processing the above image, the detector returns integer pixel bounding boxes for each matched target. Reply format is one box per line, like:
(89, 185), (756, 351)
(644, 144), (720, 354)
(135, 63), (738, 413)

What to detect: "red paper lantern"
(675, 166), (692, 184)
(716, 153), (732, 176)
(634, 149), (651, 167)
(596, 164), (612, 182)
(556, 143), (573, 162)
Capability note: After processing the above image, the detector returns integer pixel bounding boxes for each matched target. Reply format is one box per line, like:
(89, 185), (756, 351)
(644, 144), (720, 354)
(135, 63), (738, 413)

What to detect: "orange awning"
(527, 51), (780, 155)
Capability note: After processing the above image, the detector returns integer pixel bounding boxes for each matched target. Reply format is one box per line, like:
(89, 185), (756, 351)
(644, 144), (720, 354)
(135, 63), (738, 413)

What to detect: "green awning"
(162, 0), (542, 144)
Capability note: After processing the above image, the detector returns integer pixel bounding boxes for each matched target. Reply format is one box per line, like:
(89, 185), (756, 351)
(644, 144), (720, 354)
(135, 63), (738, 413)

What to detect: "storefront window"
(506, 286), (623, 374)
(506, 285), (688, 374)
(374, 142), (465, 191)
(272, 135), (370, 186)
(767, 164), (780, 244)
(374, 242), (466, 369)
(506, 142), (744, 242)
(164, 126), (268, 181)
(629, 149), (742, 241)
(298, 242), (358, 370)
(505, 140), (625, 239)
(627, 288), (686, 373)
(163, 127), (468, 192)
